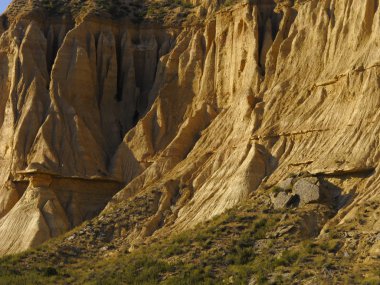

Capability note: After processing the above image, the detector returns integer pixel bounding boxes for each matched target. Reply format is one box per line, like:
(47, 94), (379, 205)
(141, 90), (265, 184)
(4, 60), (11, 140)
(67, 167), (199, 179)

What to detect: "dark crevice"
(44, 20), (74, 76)
(257, 3), (298, 80)
(131, 35), (140, 45)
(316, 167), (376, 178)
(115, 34), (124, 102)
(256, 0), (282, 74)
(0, 15), (9, 32)
(281, 8), (298, 40)
(326, 6), (336, 28)
(132, 111), (140, 126)
(118, 121), (124, 140)
(47, 33), (59, 74)
(132, 36), (160, 121)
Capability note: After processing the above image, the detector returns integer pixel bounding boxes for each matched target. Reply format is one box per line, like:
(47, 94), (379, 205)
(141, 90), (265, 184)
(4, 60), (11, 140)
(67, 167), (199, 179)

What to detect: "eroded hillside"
(0, 0), (379, 283)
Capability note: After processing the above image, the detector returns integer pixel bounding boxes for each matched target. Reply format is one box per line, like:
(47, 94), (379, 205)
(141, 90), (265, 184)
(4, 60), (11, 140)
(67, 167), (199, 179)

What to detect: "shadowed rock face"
(0, 0), (379, 259)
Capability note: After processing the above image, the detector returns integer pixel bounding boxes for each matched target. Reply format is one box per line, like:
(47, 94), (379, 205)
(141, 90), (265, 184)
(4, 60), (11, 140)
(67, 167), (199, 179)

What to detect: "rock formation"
(0, 0), (379, 272)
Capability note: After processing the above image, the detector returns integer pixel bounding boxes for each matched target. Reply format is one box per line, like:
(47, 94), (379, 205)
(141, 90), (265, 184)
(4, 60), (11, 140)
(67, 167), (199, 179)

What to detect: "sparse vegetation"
(0, 194), (377, 285)
(145, 0), (194, 23)
(6, 0), (195, 23)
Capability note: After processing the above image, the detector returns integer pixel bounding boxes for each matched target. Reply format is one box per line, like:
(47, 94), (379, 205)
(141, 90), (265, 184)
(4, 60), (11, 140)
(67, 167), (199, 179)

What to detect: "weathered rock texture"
(0, 0), (379, 266)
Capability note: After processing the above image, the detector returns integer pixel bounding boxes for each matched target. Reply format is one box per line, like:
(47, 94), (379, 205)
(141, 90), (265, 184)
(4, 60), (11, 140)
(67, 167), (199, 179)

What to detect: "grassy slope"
(0, 190), (378, 285)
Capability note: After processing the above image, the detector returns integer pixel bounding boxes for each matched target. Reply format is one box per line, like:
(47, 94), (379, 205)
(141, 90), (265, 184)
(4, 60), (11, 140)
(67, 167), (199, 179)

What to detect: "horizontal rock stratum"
(0, 0), (379, 279)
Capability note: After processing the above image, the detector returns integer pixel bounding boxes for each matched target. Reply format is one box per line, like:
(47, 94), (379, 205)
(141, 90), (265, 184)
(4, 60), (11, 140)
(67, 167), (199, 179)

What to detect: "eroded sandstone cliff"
(0, 0), (178, 254)
(0, 1), (379, 274)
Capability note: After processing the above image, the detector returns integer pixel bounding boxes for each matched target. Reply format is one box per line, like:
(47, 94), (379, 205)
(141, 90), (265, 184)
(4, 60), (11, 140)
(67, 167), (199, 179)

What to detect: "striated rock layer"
(0, 0), (379, 263)
(0, 2), (177, 254)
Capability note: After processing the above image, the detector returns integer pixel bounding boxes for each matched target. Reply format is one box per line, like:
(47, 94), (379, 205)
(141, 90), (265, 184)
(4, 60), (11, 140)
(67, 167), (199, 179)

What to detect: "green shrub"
(319, 239), (342, 253)
(274, 250), (299, 267)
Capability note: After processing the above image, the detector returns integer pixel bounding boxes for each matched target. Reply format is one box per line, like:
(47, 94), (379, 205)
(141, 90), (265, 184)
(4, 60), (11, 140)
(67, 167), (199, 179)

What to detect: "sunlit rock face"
(0, 0), (379, 259)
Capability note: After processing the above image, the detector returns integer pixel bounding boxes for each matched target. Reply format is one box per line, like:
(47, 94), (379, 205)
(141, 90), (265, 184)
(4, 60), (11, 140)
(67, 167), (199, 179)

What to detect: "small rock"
(67, 235), (76, 241)
(274, 225), (295, 237)
(100, 246), (109, 252)
(280, 213), (289, 222)
(248, 276), (257, 285)
(293, 178), (320, 205)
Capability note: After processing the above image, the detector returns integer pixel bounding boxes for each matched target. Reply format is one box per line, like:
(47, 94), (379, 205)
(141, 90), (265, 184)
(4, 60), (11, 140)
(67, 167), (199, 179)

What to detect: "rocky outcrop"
(0, 6), (175, 253)
(271, 191), (296, 209)
(293, 177), (320, 205)
(0, 170), (121, 255)
(270, 175), (322, 208)
(0, 0), (379, 262)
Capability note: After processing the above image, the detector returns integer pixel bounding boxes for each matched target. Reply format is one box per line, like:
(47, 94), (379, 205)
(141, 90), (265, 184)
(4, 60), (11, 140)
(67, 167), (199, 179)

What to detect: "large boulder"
(270, 175), (323, 209)
(293, 178), (320, 205)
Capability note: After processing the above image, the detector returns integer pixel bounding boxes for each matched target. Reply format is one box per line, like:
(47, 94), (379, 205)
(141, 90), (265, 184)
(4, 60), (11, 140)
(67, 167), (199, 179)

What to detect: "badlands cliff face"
(0, 0), (379, 263)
